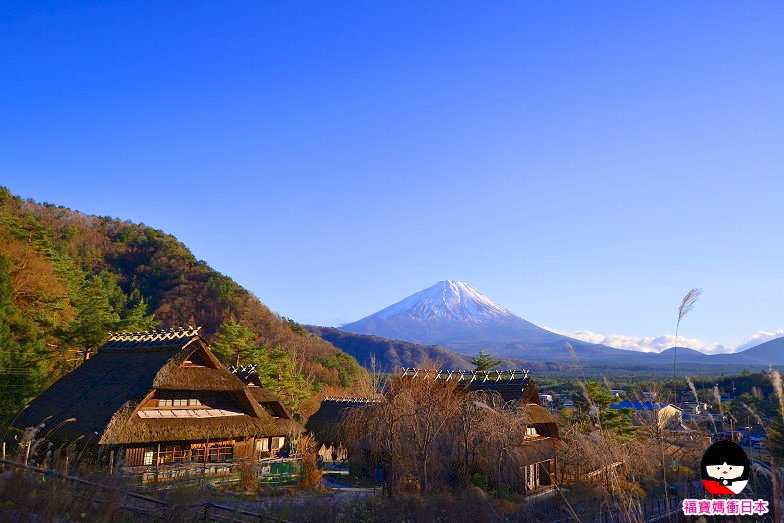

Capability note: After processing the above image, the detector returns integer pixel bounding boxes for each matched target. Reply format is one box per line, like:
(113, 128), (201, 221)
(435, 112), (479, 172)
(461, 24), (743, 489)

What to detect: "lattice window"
(207, 445), (233, 462)
(158, 445), (188, 464)
(157, 397), (203, 407)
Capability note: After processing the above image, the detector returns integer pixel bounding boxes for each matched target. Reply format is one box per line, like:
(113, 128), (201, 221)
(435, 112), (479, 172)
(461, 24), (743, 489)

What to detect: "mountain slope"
(304, 325), (472, 371)
(0, 187), (365, 419)
(340, 280), (647, 362)
(707, 338), (784, 365)
(655, 347), (711, 363)
(656, 341), (784, 365)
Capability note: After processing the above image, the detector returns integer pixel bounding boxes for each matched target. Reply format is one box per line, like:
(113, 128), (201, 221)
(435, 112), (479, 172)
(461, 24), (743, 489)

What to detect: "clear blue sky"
(2, 2), (783, 350)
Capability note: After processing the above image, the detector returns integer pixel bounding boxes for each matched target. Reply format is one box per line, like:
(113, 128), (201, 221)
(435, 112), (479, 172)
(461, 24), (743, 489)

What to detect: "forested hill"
(0, 187), (365, 422)
(304, 325), (472, 371)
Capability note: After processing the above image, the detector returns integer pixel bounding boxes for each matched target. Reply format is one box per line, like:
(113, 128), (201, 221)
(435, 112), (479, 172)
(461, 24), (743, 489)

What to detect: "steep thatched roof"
(522, 404), (557, 425)
(154, 367), (247, 391)
(247, 386), (293, 419)
(13, 327), (304, 445)
(522, 403), (560, 439)
(229, 366), (296, 419)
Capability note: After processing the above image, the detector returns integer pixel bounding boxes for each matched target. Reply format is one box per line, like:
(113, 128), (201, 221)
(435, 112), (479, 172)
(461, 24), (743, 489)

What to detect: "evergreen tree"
(211, 317), (257, 366)
(116, 289), (157, 331)
(574, 381), (636, 437)
(0, 255), (47, 423)
(252, 345), (310, 409)
(471, 350), (502, 372)
(58, 274), (121, 363)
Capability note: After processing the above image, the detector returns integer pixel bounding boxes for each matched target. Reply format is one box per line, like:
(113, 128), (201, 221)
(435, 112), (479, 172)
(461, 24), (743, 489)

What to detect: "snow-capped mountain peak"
(371, 280), (517, 322)
(339, 279), (634, 361)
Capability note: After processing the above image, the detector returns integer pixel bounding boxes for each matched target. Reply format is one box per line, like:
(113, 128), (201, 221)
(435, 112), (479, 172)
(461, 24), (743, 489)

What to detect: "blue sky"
(2, 2), (783, 353)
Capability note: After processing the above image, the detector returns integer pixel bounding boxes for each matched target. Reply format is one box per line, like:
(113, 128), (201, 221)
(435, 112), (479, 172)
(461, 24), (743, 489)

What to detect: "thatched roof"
(13, 327), (304, 445)
(106, 414), (303, 444)
(522, 403), (559, 439)
(229, 366), (295, 420)
(516, 436), (560, 464)
(306, 397), (382, 445)
(400, 369), (541, 404)
(522, 404), (557, 426)
(154, 367), (247, 391)
(247, 386), (293, 419)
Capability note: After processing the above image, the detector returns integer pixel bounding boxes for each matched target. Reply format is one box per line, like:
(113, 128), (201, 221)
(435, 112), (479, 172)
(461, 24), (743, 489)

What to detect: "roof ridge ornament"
(106, 326), (202, 344)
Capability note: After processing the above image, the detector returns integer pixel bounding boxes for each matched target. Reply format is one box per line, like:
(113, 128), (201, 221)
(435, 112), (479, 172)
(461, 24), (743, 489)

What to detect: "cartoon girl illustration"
(700, 440), (749, 495)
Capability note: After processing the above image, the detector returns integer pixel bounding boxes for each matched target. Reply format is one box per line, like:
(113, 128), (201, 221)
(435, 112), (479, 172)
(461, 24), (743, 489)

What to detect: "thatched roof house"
(306, 369), (560, 495)
(13, 327), (303, 468)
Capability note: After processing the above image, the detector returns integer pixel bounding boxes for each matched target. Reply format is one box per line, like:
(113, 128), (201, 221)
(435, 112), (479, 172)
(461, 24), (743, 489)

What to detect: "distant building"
(538, 393), (554, 404)
(560, 396), (575, 408)
(609, 401), (683, 429)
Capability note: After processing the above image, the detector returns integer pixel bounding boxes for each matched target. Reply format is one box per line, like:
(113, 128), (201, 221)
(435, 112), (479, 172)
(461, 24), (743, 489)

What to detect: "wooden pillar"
(155, 443), (161, 483)
(109, 450), (114, 474)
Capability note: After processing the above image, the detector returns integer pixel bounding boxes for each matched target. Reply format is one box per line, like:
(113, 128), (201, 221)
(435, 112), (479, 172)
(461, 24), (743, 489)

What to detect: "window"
(271, 437), (285, 450)
(191, 447), (205, 462)
(157, 397), (202, 407)
(256, 438), (270, 452)
(207, 445), (233, 462)
(525, 427), (539, 438)
(158, 445), (187, 464)
(143, 451), (154, 466)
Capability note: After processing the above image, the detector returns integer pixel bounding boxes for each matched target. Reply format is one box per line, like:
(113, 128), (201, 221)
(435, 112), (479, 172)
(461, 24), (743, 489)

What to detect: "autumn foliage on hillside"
(0, 187), (365, 422)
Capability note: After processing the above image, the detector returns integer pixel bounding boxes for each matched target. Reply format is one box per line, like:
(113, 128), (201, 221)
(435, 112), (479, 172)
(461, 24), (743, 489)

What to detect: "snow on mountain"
(371, 280), (517, 322)
(338, 280), (784, 366)
(339, 280), (635, 361)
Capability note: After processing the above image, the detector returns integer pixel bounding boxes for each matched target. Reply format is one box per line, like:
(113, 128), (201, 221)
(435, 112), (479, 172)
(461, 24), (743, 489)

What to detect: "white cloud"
(545, 328), (784, 355)
(734, 330), (784, 352)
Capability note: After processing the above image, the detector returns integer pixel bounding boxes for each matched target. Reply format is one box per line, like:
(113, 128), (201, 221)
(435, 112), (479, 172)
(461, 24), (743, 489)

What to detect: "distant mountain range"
(338, 280), (784, 366)
(658, 340), (784, 365)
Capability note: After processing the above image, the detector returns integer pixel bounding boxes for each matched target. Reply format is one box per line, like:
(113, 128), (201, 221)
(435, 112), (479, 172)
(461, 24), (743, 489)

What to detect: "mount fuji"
(339, 280), (641, 362)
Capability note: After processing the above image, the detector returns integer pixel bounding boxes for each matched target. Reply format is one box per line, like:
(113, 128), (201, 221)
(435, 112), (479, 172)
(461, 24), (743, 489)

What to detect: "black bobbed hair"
(700, 440), (750, 481)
